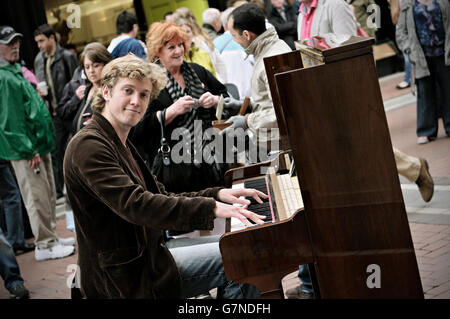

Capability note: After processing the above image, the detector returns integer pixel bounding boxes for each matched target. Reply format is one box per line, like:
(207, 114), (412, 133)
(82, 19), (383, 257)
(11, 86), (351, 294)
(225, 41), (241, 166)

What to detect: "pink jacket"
(21, 66), (38, 86)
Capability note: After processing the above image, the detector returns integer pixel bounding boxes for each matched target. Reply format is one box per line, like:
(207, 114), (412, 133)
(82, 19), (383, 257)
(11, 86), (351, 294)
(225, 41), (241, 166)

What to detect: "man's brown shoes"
(416, 158), (434, 202)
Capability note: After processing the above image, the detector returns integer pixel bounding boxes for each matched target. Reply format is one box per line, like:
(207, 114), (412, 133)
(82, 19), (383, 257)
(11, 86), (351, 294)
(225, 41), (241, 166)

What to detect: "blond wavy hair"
(91, 54), (167, 113)
(171, 7), (215, 51)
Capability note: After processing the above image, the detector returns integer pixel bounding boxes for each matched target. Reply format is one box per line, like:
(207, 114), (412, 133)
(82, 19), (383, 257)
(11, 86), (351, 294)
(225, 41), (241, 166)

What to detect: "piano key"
(229, 173), (306, 231)
(244, 177), (276, 223)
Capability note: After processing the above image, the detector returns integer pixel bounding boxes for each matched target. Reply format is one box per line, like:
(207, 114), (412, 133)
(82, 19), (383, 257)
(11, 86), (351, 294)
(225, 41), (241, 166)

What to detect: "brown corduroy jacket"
(64, 113), (221, 298)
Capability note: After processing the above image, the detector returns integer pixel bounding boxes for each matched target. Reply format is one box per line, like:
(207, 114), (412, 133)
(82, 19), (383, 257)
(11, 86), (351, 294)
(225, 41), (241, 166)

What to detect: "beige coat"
(245, 27), (292, 148)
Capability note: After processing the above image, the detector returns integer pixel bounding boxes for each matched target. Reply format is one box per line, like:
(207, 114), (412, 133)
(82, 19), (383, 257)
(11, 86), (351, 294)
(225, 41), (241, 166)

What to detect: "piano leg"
(308, 263), (320, 299)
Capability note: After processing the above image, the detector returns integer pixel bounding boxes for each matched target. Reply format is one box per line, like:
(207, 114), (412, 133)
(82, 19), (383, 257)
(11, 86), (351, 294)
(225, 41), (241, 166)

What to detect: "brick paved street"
(1, 72), (449, 299)
(0, 218), (76, 299)
(410, 223), (450, 298)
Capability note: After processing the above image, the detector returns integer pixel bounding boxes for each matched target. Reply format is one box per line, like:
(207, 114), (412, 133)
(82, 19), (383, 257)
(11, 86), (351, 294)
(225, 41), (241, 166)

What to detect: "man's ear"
(102, 85), (111, 102)
(244, 30), (258, 42)
(242, 30), (251, 41)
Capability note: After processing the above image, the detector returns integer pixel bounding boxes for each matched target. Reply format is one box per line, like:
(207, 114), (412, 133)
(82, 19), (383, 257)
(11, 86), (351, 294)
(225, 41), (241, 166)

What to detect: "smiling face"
(83, 56), (104, 85)
(157, 38), (185, 70)
(101, 77), (152, 138)
(0, 37), (21, 63)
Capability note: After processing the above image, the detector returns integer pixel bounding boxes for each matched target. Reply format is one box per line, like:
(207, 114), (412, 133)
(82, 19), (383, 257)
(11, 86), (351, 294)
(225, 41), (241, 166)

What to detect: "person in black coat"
(267, 0), (298, 50)
(57, 43), (113, 137)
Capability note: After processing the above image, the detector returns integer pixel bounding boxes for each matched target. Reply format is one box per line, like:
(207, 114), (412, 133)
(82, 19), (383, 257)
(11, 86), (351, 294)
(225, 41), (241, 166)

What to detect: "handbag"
(151, 109), (228, 193)
(151, 109), (200, 193)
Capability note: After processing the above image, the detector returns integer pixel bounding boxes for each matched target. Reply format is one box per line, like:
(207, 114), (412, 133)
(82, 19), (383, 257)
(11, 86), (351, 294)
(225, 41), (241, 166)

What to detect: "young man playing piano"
(63, 54), (268, 299)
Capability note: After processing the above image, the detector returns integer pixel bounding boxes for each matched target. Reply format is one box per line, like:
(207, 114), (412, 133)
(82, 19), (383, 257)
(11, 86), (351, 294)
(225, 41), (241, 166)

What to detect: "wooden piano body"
(219, 37), (424, 298)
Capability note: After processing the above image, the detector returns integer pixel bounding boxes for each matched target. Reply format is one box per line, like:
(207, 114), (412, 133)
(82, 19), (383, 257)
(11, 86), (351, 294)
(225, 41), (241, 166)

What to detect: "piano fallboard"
(219, 209), (313, 293)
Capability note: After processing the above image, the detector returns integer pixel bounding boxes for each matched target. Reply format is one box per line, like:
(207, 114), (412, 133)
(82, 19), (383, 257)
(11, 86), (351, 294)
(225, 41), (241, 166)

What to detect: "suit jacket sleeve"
(56, 81), (83, 120)
(65, 51), (79, 79)
(246, 66), (278, 130)
(395, 5), (409, 53)
(34, 53), (45, 83)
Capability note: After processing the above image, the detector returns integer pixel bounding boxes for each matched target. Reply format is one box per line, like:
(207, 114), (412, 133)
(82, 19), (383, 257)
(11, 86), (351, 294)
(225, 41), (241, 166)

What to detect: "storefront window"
(43, 0), (135, 53)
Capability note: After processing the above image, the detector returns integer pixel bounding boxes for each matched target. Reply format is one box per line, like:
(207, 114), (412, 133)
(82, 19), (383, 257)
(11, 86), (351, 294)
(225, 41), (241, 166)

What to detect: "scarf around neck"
(165, 62), (216, 165)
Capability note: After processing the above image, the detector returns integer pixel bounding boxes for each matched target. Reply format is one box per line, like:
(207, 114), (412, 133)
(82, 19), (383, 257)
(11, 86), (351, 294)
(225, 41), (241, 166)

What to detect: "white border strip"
(401, 184), (450, 191)
(384, 93), (416, 112)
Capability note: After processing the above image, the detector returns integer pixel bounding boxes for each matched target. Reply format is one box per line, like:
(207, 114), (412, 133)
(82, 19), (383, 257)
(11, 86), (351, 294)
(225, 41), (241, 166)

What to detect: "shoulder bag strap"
(158, 109), (171, 166)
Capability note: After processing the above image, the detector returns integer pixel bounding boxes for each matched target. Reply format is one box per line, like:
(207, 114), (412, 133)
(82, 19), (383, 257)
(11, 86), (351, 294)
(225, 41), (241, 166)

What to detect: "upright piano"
(219, 37), (424, 298)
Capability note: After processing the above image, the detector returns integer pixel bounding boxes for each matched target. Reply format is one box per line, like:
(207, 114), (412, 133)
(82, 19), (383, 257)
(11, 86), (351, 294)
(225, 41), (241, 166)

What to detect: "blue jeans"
(403, 53), (411, 84)
(0, 161), (26, 249)
(416, 55), (450, 138)
(167, 235), (260, 299)
(0, 228), (24, 291)
(298, 264), (313, 293)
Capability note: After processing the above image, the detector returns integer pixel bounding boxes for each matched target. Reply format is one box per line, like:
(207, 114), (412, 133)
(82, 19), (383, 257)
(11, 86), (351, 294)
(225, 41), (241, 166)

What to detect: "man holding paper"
(224, 3), (292, 159)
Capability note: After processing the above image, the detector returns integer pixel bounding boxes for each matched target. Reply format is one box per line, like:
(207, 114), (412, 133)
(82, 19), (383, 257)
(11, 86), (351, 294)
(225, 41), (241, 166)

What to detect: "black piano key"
(244, 178), (267, 191)
(244, 178), (274, 223)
